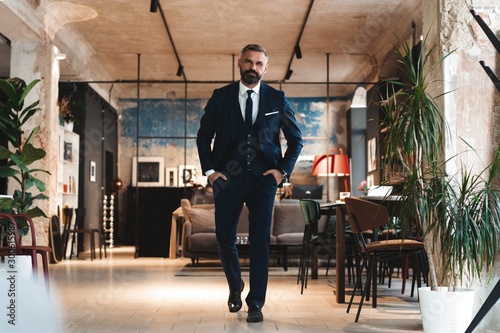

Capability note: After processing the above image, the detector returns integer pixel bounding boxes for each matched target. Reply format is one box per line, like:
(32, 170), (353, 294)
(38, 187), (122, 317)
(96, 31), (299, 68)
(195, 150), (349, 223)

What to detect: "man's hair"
(240, 44), (268, 58)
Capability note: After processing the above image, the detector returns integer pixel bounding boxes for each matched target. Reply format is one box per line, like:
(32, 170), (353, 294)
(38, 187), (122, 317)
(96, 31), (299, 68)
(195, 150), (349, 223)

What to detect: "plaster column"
(422, 0), (500, 330)
(9, 41), (61, 246)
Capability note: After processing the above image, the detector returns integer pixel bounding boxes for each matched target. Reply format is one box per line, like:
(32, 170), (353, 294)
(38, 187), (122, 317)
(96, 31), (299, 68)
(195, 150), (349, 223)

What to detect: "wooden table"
(319, 202), (347, 303)
(169, 207), (184, 259)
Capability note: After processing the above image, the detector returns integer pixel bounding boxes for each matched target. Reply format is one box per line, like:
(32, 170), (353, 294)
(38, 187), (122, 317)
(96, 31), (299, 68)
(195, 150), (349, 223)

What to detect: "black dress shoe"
(247, 305), (263, 322)
(228, 281), (244, 313)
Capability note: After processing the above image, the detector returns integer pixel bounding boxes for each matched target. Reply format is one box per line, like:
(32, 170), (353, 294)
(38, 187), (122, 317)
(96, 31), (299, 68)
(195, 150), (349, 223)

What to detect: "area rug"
(175, 265), (300, 277)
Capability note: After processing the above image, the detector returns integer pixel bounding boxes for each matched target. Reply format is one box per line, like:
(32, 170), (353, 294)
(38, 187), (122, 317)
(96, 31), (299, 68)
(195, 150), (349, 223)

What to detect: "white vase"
(419, 286), (475, 333)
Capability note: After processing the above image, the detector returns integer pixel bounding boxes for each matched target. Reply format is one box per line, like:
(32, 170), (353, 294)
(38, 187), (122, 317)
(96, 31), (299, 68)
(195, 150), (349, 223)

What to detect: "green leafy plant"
(58, 94), (86, 129)
(379, 37), (500, 291)
(0, 77), (50, 234)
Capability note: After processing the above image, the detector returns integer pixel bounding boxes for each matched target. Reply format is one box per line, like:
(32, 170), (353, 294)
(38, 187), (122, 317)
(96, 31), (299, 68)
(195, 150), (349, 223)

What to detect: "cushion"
(273, 204), (305, 235)
(184, 207), (216, 233)
(276, 232), (303, 244)
(188, 233), (218, 252)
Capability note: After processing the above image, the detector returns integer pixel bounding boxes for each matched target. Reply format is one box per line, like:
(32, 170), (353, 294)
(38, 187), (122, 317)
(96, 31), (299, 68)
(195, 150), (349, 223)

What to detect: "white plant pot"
(419, 286), (475, 333)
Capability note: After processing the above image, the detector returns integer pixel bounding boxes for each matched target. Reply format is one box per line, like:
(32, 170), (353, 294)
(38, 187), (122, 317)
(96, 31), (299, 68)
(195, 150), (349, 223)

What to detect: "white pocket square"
(264, 111), (279, 116)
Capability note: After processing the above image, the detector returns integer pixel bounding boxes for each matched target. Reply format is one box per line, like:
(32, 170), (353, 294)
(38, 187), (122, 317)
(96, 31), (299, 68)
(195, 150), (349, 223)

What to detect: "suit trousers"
(213, 170), (277, 308)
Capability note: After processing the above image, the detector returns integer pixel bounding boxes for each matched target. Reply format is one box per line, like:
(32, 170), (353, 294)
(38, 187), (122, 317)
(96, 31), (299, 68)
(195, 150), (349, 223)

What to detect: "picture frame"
(90, 161), (96, 182)
(178, 165), (196, 187)
(132, 157), (165, 187)
(165, 167), (178, 187)
(367, 137), (377, 172)
(63, 141), (73, 162)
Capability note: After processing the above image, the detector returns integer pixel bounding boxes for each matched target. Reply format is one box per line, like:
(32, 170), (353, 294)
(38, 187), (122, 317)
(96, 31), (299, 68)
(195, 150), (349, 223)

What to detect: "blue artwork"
(121, 96), (331, 147)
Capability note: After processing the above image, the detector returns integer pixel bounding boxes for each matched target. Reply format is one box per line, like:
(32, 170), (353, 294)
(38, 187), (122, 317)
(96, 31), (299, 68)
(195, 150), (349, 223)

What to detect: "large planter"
(419, 286), (475, 333)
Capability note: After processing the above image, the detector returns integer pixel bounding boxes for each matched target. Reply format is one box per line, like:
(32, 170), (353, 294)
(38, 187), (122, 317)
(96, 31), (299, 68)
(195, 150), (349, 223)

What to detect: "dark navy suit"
(197, 81), (302, 308)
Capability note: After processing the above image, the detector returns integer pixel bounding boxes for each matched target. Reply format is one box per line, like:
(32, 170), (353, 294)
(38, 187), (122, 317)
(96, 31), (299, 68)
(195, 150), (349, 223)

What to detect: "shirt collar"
(239, 81), (261, 96)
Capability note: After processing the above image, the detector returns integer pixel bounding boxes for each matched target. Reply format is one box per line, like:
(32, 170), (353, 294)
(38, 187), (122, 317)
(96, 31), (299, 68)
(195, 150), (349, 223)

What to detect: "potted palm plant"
(0, 77), (50, 235)
(379, 37), (500, 332)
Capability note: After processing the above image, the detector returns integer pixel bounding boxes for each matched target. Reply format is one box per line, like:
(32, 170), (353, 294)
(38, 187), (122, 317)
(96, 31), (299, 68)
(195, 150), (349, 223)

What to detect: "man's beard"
(241, 69), (262, 85)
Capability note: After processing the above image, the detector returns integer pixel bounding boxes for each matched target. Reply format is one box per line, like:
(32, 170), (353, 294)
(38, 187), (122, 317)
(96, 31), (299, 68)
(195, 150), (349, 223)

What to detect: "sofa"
(180, 198), (329, 265)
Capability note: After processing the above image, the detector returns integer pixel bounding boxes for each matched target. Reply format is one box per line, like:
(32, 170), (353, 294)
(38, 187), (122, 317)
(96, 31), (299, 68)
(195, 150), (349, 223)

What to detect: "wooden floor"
(40, 246), (427, 332)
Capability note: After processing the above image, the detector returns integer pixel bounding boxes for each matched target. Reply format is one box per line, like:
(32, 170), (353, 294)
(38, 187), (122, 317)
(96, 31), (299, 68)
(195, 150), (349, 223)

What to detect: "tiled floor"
(41, 246), (426, 332)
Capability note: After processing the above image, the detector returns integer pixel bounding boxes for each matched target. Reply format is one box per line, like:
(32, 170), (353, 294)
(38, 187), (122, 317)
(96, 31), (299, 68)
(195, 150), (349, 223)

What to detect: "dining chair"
(0, 213), (52, 290)
(297, 199), (336, 294)
(63, 208), (103, 260)
(344, 197), (424, 322)
(48, 215), (64, 263)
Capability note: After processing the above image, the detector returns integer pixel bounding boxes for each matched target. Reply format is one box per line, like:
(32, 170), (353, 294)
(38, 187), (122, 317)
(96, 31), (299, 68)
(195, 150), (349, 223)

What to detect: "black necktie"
(245, 90), (254, 127)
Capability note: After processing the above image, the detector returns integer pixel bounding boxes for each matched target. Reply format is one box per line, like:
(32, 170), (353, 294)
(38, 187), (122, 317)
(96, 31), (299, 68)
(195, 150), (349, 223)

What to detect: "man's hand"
(208, 171), (227, 185)
(263, 169), (282, 185)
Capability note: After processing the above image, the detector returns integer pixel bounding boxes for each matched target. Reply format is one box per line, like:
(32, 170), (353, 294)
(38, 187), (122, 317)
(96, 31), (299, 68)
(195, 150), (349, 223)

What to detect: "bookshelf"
(57, 126), (79, 213)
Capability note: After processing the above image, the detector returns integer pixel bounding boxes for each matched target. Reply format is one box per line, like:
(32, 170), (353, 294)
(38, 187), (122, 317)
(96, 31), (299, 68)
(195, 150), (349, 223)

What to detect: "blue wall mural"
(121, 97), (337, 146)
(118, 95), (348, 189)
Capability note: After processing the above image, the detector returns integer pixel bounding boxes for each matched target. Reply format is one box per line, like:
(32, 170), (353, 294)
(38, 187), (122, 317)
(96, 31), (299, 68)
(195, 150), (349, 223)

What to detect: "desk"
(127, 187), (183, 258)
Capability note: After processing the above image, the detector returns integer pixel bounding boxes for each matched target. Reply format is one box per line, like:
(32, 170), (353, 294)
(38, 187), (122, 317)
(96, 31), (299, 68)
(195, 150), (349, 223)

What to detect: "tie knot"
(247, 90), (254, 97)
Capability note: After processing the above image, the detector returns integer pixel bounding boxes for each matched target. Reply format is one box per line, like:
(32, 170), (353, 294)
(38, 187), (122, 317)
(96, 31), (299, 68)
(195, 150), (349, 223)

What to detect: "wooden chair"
(344, 197), (424, 322)
(63, 208), (103, 260)
(48, 215), (64, 263)
(0, 213), (52, 290)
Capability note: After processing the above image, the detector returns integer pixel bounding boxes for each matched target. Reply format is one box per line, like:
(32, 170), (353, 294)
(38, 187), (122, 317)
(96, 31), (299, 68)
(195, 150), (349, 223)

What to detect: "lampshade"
(311, 149), (350, 177)
(332, 154), (350, 176)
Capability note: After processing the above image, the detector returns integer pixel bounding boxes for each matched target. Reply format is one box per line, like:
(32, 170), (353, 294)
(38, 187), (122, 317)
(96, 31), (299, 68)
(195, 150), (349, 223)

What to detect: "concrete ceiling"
(0, 0), (423, 103)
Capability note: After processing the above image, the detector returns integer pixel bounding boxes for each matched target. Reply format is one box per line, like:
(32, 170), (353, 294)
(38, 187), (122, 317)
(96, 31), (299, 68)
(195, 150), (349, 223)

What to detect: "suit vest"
(224, 111), (270, 177)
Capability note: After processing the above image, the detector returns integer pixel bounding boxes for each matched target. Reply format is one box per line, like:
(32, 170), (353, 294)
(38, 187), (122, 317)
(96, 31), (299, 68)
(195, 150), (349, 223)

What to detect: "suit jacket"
(197, 81), (303, 178)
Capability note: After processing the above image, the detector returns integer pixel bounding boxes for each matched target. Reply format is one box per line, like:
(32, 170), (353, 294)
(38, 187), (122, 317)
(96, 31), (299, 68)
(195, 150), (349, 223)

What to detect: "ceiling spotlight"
(285, 69), (293, 80)
(150, 0), (158, 13)
(294, 45), (302, 59)
(176, 65), (184, 77)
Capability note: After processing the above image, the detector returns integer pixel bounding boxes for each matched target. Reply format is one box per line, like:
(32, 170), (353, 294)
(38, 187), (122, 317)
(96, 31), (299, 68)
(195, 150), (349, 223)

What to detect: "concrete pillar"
(422, 0), (500, 330)
(349, 87), (367, 197)
(9, 41), (61, 245)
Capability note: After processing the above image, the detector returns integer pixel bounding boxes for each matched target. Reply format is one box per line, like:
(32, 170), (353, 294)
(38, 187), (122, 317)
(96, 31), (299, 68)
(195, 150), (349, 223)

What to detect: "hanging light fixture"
(150, 0), (158, 12)
(294, 45), (302, 59)
(176, 65), (184, 77)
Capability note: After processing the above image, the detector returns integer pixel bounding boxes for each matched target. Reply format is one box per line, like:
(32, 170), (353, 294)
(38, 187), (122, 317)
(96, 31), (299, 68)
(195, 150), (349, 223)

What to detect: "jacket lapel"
(257, 82), (268, 129)
(229, 82), (240, 141)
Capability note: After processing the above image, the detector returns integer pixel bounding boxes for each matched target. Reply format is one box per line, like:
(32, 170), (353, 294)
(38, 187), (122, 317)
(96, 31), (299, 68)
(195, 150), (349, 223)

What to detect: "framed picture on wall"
(132, 157), (165, 187)
(165, 167), (178, 187)
(63, 141), (72, 162)
(178, 165), (196, 187)
(367, 137), (377, 172)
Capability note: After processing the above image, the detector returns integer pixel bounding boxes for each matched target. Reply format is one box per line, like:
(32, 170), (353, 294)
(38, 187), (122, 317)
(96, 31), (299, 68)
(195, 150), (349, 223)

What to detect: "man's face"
(238, 50), (268, 86)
